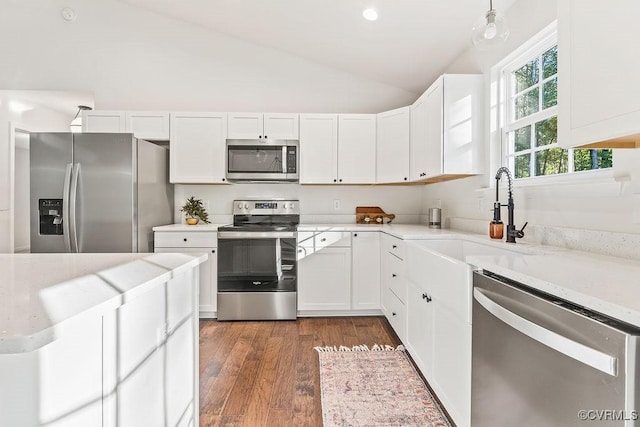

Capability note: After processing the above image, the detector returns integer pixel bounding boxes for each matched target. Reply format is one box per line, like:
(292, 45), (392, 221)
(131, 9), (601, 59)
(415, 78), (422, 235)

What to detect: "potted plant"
(180, 196), (211, 225)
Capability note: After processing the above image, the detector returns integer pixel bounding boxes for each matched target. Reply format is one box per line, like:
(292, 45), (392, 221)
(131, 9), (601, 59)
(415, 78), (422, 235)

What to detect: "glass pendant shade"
(471, 4), (509, 49)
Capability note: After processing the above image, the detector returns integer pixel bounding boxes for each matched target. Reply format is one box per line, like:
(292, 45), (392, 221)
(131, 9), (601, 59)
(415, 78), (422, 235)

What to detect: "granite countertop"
(0, 252), (206, 354)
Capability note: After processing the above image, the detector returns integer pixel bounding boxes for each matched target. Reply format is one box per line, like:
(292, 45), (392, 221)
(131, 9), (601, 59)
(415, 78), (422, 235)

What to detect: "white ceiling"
(118, 0), (517, 94)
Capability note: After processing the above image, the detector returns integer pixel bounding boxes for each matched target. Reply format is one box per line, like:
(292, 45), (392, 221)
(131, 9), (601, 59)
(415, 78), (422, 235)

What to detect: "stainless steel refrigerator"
(30, 133), (173, 253)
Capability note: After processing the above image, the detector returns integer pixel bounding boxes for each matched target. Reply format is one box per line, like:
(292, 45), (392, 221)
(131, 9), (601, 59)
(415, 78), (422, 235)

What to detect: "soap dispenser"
(490, 201), (504, 239)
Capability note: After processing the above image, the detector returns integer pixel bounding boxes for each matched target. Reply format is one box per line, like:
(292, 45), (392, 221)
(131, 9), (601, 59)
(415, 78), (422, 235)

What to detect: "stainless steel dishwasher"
(472, 270), (640, 426)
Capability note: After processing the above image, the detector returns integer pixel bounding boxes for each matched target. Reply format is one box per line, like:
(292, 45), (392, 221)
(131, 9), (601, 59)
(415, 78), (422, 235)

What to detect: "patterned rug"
(315, 344), (451, 427)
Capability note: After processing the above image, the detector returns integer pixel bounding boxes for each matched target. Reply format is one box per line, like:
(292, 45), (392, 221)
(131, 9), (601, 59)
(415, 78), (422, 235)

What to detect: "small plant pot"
(185, 218), (199, 225)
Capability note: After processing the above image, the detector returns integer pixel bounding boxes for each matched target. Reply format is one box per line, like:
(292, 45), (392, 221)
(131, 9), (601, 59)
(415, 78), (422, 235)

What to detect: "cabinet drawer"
(298, 231), (350, 249)
(382, 233), (406, 260)
(154, 231), (217, 248)
(384, 287), (406, 341)
(387, 255), (406, 303)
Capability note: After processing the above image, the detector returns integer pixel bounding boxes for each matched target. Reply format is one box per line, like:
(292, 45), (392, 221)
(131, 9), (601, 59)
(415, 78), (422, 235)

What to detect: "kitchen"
(1, 0), (640, 426)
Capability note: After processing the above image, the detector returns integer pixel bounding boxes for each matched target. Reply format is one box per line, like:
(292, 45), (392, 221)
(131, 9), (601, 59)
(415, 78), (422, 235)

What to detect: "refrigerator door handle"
(62, 163), (73, 252)
(473, 287), (618, 376)
(69, 163), (81, 253)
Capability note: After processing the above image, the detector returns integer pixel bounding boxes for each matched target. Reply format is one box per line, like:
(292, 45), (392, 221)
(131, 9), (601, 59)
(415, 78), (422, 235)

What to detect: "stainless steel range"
(217, 199), (299, 321)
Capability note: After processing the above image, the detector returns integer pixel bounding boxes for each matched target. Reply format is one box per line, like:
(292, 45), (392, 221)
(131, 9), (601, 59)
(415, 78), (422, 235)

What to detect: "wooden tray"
(355, 206), (396, 224)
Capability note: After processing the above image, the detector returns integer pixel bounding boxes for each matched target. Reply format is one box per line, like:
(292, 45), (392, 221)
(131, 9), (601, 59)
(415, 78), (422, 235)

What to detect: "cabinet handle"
(404, 177), (407, 181)
(183, 238), (188, 242)
(212, 249), (216, 253)
(259, 135), (262, 139)
(422, 293), (432, 302)
(354, 233), (358, 237)
(222, 178), (226, 182)
(392, 273), (397, 278)
(320, 238), (326, 242)
(339, 179), (342, 183)
(392, 312), (397, 316)
(264, 135), (267, 139)
(392, 245), (397, 249)
(333, 179), (337, 183)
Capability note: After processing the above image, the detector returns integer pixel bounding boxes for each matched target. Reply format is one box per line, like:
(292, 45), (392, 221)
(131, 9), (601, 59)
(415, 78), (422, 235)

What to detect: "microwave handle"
(282, 146), (287, 173)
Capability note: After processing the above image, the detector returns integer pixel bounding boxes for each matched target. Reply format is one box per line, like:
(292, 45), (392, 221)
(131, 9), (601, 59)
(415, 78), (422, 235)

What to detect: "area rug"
(315, 344), (451, 427)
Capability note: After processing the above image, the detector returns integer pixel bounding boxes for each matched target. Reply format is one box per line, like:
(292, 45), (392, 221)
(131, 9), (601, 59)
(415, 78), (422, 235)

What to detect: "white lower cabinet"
(405, 241), (472, 427)
(298, 246), (351, 311)
(351, 232), (381, 310)
(298, 231), (381, 314)
(154, 231), (218, 318)
(380, 234), (407, 342)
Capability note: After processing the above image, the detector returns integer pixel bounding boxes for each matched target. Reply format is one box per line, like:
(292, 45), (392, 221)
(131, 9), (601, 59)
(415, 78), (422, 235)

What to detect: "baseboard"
(297, 309), (384, 317)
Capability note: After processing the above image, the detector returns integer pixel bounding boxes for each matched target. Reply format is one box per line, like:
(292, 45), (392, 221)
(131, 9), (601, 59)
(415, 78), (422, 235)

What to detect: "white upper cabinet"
(299, 114), (338, 184)
(82, 111), (126, 133)
(337, 114), (377, 184)
(227, 113), (299, 139)
(410, 75), (483, 182)
(82, 110), (170, 140)
(377, 106), (411, 183)
(125, 112), (170, 140)
(558, 0), (640, 148)
(169, 112), (228, 184)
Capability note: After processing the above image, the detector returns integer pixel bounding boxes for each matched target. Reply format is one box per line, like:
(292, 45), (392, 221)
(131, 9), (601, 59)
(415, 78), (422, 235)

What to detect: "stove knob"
(243, 203), (250, 209)
(286, 202), (294, 209)
(237, 202), (243, 210)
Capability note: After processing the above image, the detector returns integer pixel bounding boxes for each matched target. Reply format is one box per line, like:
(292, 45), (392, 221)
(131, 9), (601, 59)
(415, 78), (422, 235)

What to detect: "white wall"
(173, 184), (423, 225)
(0, 0), (415, 113)
(0, 92), (70, 253)
(423, 0), (640, 235)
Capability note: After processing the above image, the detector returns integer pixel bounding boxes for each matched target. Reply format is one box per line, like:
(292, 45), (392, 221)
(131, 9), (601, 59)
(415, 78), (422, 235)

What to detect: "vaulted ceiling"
(118, 0), (517, 94)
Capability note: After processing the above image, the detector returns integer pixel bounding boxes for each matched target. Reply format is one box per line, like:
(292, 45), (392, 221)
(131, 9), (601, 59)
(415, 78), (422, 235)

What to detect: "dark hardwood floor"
(198, 317), (401, 427)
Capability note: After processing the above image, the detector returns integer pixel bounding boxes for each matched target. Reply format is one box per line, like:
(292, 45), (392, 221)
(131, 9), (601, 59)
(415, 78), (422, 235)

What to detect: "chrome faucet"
(494, 167), (527, 243)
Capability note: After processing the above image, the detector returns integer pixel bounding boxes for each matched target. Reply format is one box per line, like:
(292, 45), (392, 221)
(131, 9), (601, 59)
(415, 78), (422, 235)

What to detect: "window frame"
(498, 25), (612, 183)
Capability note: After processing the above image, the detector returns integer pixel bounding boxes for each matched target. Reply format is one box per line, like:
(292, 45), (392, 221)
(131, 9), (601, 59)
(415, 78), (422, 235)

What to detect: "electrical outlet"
(333, 199), (341, 210)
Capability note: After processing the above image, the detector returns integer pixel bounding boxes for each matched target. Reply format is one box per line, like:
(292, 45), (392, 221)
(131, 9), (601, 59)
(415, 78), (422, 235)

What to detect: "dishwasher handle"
(473, 287), (618, 377)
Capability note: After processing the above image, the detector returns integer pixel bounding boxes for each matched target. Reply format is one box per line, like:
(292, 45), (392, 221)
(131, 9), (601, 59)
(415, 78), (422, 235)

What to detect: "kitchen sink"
(408, 238), (534, 263)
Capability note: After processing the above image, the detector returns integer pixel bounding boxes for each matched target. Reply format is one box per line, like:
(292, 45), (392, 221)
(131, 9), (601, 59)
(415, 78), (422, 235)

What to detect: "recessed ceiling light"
(362, 8), (378, 21)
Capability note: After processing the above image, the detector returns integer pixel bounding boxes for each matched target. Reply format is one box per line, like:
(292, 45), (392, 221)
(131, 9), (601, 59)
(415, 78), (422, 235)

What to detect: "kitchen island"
(0, 252), (206, 427)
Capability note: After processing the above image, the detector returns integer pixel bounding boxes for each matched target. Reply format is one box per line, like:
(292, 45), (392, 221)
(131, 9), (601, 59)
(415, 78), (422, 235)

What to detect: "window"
(502, 34), (612, 179)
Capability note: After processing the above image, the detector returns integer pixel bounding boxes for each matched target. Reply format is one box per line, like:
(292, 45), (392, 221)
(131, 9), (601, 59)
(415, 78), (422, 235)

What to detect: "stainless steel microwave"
(225, 139), (299, 182)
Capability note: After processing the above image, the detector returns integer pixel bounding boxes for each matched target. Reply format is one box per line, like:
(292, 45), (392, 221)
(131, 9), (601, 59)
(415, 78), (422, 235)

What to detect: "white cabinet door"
(406, 281), (434, 380)
(442, 75), (484, 175)
(155, 246), (217, 317)
(338, 114), (376, 183)
(376, 106), (410, 183)
(351, 232), (381, 310)
(263, 113), (299, 139)
(298, 246), (351, 311)
(558, 0), (640, 148)
(228, 113), (299, 139)
(227, 113), (263, 139)
(169, 112), (228, 184)
(299, 114), (338, 184)
(125, 111), (170, 140)
(82, 110), (126, 133)
(424, 78), (444, 178)
(410, 92), (430, 181)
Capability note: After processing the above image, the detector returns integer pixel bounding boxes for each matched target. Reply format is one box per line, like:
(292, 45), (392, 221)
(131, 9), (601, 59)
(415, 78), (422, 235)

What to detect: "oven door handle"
(473, 287), (618, 376)
(218, 231), (297, 239)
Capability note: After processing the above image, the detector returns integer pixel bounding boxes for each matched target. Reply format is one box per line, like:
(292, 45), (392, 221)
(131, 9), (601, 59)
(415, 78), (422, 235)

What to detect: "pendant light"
(471, 0), (509, 49)
(70, 105), (92, 133)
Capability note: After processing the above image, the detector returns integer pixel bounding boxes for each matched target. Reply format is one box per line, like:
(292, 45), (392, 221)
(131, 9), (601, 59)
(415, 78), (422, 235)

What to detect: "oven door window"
(218, 237), (297, 292)
(227, 146), (284, 174)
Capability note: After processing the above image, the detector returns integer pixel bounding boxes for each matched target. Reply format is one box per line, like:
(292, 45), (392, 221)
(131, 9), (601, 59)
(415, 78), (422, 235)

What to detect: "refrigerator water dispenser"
(39, 199), (63, 235)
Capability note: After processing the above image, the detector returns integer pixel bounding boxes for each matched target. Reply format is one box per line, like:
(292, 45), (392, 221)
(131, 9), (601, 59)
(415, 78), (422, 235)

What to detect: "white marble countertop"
(151, 221), (640, 327)
(153, 223), (228, 231)
(0, 252), (206, 354)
